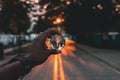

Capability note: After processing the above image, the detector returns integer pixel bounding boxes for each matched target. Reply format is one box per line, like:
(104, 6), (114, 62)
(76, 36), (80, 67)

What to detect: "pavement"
(0, 43), (31, 66)
(76, 44), (120, 71)
(4, 43), (31, 54)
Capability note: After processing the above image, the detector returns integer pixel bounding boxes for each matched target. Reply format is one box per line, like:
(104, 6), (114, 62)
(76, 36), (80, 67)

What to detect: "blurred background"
(0, 0), (120, 80)
(0, 0), (120, 48)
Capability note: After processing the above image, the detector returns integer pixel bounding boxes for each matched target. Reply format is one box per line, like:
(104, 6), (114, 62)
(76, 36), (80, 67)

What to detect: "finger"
(37, 28), (60, 49)
(48, 49), (61, 55)
(39, 32), (50, 49)
(43, 28), (60, 39)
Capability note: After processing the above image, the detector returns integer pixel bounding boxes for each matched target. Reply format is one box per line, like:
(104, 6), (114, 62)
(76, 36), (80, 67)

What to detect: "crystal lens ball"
(50, 34), (65, 51)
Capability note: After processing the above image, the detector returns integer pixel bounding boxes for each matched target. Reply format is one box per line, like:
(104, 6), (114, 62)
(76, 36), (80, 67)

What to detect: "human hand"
(27, 28), (59, 67)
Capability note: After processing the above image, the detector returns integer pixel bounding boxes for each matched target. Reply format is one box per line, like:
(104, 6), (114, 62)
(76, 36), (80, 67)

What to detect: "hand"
(27, 28), (59, 67)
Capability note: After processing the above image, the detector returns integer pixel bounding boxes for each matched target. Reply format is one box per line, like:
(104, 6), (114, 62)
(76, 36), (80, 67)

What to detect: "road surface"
(22, 40), (120, 80)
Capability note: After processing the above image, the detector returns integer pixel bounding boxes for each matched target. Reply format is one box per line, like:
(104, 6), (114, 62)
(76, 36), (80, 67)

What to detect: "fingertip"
(43, 28), (61, 39)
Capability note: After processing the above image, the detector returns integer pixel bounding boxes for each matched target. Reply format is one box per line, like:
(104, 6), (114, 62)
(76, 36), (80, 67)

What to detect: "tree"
(0, 0), (30, 34)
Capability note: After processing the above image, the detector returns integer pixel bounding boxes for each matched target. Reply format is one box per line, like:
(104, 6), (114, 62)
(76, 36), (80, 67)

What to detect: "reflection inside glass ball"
(50, 34), (65, 52)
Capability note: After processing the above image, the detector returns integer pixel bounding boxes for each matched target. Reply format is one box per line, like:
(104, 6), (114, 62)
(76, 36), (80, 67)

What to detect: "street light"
(52, 17), (65, 32)
(56, 18), (62, 23)
(53, 17), (64, 25)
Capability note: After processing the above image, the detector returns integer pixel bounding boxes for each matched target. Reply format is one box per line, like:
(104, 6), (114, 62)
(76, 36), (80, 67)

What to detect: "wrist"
(24, 54), (35, 67)
(9, 54), (32, 75)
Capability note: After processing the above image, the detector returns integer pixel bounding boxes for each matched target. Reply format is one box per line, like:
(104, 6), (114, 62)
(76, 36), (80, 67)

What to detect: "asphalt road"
(22, 40), (120, 80)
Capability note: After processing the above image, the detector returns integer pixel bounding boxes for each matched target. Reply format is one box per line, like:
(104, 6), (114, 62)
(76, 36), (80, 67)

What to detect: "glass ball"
(50, 34), (65, 52)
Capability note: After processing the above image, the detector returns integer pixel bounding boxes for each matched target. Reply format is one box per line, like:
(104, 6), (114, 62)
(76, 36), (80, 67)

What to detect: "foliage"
(0, 0), (30, 34)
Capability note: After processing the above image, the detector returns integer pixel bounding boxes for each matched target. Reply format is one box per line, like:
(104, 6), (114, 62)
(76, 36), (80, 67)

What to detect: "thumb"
(48, 49), (61, 55)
